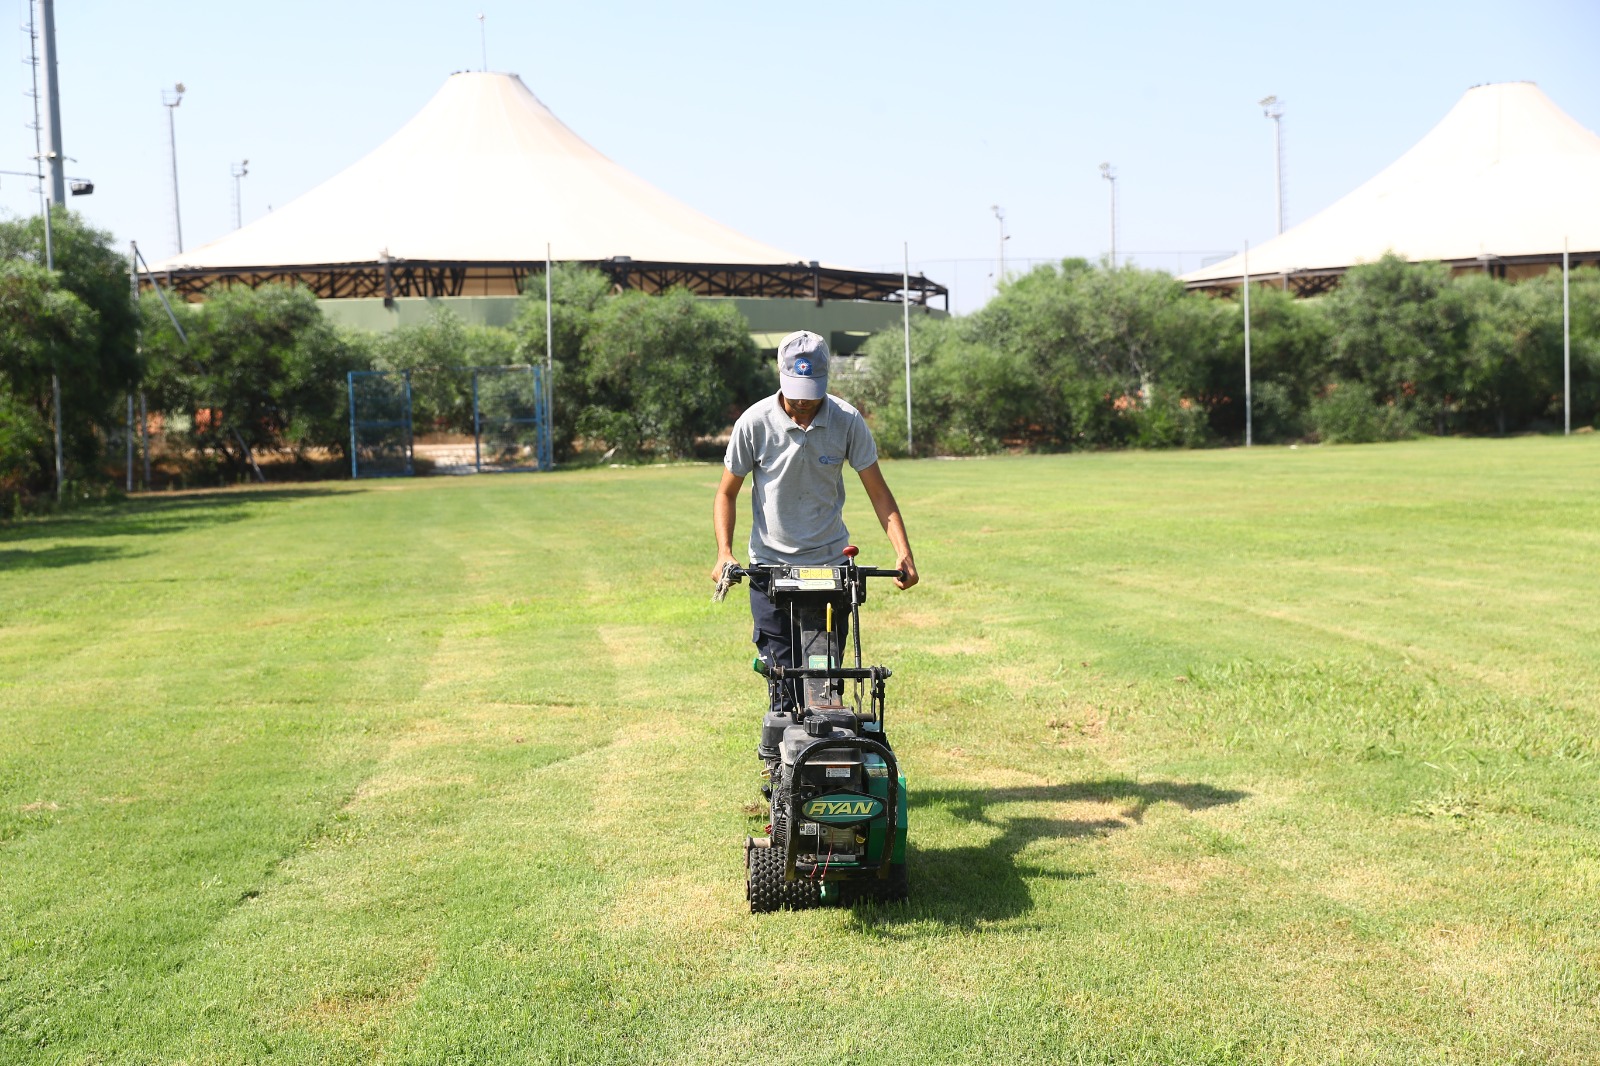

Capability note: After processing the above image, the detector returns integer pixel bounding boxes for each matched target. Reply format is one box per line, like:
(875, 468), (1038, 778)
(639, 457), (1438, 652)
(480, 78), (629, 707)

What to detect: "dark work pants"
(748, 574), (850, 713)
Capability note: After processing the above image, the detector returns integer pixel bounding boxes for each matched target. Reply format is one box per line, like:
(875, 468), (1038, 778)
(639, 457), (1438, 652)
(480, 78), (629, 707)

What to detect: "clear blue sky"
(4, 0), (1596, 313)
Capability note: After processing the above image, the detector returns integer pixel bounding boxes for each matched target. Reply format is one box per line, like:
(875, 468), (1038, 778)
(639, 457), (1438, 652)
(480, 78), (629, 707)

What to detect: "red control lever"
(842, 545), (858, 558)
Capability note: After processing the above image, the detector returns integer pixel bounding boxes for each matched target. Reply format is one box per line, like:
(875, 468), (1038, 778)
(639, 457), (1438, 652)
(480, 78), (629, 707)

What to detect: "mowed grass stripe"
(1, 436), (1597, 1063)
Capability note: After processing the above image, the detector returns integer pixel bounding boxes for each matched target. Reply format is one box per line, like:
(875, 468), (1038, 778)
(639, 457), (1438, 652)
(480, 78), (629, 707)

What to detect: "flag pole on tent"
(903, 242), (913, 457)
(1242, 241), (1252, 448)
(1563, 236), (1571, 437)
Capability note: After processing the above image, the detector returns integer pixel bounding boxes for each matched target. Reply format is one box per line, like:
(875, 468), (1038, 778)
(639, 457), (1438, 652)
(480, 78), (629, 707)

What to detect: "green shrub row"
(5, 209), (1598, 504)
(836, 255), (1600, 455)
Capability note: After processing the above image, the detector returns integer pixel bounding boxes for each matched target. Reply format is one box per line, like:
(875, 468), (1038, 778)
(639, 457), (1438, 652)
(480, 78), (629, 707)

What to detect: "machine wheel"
(747, 843), (784, 913)
(747, 842), (821, 912)
(783, 866), (820, 910)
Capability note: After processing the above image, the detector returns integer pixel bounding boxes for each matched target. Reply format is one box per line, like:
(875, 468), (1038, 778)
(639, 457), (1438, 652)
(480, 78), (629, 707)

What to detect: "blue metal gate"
(347, 365), (551, 478)
(347, 370), (414, 479)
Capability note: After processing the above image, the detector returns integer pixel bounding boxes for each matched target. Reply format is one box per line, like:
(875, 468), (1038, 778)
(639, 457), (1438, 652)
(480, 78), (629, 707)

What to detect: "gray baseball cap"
(777, 330), (829, 400)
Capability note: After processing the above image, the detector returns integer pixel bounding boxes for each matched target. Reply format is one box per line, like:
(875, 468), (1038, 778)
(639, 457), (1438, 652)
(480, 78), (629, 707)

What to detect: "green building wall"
(316, 295), (946, 354)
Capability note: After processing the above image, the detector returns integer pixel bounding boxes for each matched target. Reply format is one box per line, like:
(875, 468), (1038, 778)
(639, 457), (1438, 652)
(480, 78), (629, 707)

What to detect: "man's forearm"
(713, 490), (738, 558)
(880, 507), (912, 561)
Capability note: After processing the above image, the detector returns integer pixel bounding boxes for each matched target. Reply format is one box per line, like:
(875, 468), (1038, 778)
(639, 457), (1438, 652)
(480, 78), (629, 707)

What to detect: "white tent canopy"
(1182, 82), (1600, 292)
(150, 72), (943, 306)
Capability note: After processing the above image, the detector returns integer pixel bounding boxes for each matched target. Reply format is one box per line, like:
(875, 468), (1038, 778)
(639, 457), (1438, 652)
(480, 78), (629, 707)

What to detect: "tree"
(1452, 273), (1561, 434)
(841, 314), (1033, 456)
(371, 307), (517, 434)
(1325, 254), (1470, 432)
(0, 210), (141, 499)
(577, 286), (769, 457)
(142, 285), (364, 480)
(512, 265), (614, 457)
(968, 260), (1221, 448)
(0, 261), (97, 497)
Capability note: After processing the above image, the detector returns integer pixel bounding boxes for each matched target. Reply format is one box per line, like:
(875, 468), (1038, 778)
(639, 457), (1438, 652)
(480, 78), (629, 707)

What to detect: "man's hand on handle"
(894, 553), (919, 590)
(710, 556), (742, 602)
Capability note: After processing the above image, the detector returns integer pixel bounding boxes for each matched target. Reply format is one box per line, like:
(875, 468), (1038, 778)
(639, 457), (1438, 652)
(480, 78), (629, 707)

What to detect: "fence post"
(402, 371), (415, 476)
(347, 371), (358, 479)
(472, 370), (482, 474)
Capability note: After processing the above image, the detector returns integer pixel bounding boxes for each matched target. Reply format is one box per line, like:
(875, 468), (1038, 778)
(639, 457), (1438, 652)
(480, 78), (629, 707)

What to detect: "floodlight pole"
(1242, 241), (1253, 448)
(231, 160), (248, 230)
(903, 242), (913, 457)
(545, 242), (554, 465)
(1099, 163), (1117, 266)
(1563, 237), (1571, 436)
(990, 204), (1007, 294)
(37, 0), (64, 204)
(128, 244), (137, 492)
(1261, 96), (1285, 235)
(163, 84), (185, 253)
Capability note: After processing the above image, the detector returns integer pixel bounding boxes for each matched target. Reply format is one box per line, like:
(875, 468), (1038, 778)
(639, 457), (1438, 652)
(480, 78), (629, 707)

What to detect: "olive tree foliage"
(512, 269), (770, 458)
(0, 210), (141, 499)
(1323, 254), (1471, 433)
(578, 287), (770, 458)
(511, 265), (614, 457)
(1524, 265), (1600, 428)
(841, 261), (1229, 454)
(846, 254), (1600, 454)
(141, 284), (366, 479)
(0, 262), (96, 493)
(835, 313), (1032, 456)
(368, 307), (518, 434)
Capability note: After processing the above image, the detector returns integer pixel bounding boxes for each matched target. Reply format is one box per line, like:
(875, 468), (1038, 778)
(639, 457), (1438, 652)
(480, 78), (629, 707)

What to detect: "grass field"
(3, 437), (1598, 1064)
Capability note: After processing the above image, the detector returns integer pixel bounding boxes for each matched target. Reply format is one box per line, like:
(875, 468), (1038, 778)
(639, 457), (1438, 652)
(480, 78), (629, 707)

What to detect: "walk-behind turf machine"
(716, 546), (908, 912)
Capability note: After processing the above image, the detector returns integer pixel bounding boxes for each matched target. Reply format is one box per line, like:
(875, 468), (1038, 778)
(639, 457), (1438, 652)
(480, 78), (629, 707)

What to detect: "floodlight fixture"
(990, 205), (1007, 290)
(1100, 163), (1118, 266)
(1261, 95), (1285, 234)
(231, 159), (249, 229)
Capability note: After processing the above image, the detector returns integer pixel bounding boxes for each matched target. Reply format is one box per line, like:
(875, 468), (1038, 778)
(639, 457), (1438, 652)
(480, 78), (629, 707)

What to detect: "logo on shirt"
(818, 454), (843, 465)
(794, 357), (813, 376)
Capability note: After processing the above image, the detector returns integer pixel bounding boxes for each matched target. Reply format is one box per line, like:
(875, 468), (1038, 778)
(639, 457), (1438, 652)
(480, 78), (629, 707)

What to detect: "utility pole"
(1260, 96), (1285, 235)
(1099, 162), (1117, 266)
(1563, 237), (1571, 436)
(231, 160), (249, 229)
(26, 2), (62, 498)
(903, 242), (913, 457)
(163, 84), (185, 253)
(1243, 241), (1253, 448)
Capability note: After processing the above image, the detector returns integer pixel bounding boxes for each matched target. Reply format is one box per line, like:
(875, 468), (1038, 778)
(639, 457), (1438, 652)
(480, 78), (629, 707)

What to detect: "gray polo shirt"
(725, 393), (880, 566)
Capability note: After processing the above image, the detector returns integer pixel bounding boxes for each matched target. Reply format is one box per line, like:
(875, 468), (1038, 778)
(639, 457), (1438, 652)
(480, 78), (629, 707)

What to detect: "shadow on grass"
(0, 544), (139, 572)
(0, 488), (345, 545)
(853, 778), (1248, 929)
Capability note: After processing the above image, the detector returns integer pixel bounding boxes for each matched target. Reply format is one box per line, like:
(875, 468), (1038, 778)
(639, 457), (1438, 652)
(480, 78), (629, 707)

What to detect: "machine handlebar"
(712, 555), (902, 603)
(728, 563), (902, 580)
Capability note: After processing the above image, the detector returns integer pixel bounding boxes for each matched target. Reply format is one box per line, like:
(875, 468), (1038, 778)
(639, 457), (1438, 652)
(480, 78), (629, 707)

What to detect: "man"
(711, 330), (918, 701)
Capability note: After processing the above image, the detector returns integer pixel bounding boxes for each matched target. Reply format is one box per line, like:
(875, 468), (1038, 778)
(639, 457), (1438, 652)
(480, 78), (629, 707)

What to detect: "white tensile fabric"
(1182, 82), (1600, 285)
(149, 72), (807, 271)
